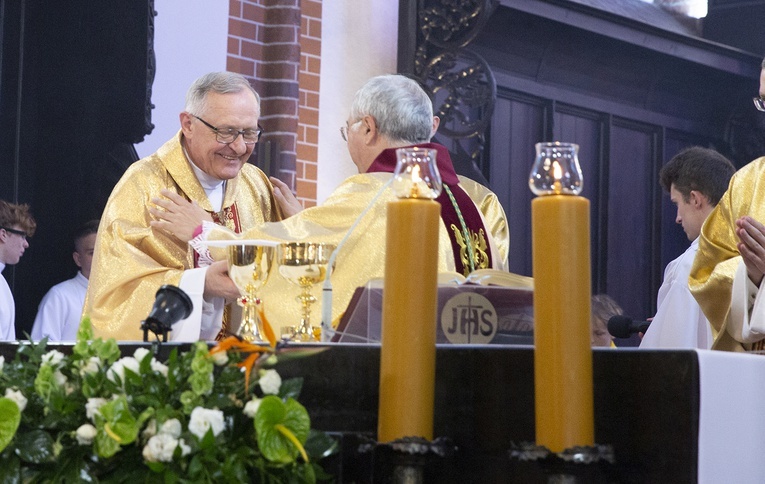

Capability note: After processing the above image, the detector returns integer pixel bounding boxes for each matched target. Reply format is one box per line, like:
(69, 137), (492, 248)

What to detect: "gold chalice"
(226, 243), (275, 342)
(276, 242), (335, 341)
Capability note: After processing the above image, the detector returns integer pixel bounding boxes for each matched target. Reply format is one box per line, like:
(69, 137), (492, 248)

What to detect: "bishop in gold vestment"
(689, 157), (765, 351)
(85, 132), (281, 341)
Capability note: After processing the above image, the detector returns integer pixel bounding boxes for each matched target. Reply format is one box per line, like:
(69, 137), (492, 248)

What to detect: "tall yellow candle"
(378, 146), (442, 443)
(531, 194), (593, 452)
(378, 198), (440, 442)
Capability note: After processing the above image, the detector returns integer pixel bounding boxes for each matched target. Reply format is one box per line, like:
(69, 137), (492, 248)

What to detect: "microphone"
(607, 315), (650, 338)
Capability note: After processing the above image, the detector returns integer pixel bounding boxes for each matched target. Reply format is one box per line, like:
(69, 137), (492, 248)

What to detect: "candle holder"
(508, 442), (615, 483)
(529, 142), (583, 196)
(348, 434), (457, 483)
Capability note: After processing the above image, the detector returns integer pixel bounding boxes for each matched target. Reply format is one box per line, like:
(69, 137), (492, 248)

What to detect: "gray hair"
(185, 72), (260, 116)
(350, 75), (433, 144)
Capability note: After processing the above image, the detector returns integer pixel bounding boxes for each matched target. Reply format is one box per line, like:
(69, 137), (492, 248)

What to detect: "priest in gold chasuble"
(84, 73), (284, 341)
(689, 157), (765, 352)
(153, 75), (510, 334)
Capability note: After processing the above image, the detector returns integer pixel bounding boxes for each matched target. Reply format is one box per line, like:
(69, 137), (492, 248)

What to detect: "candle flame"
(552, 161), (563, 194)
(410, 164), (422, 198)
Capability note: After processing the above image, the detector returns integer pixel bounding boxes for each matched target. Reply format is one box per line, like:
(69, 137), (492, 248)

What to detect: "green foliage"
(0, 332), (337, 482)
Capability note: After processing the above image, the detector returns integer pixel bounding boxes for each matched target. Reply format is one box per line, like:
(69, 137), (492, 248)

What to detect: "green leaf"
(14, 429), (55, 463)
(0, 398), (20, 453)
(255, 396), (310, 464)
(303, 430), (339, 460)
(0, 452), (20, 484)
(94, 396), (139, 458)
(279, 377), (303, 400)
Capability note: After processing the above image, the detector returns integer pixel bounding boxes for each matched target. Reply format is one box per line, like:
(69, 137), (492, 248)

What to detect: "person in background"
(84, 72), (296, 342)
(150, 74), (510, 335)
(641, 146), (734, 349)
(31, 220), (99, 341)
(0, 200), (36, 341)
(591, 294), (622, 347)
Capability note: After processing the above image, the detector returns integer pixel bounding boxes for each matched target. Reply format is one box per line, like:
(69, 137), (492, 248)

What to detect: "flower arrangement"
(0, 319), (337, 482)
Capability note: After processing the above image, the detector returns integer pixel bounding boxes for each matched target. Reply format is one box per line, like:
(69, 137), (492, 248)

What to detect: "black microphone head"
(607, 315), (634, 338)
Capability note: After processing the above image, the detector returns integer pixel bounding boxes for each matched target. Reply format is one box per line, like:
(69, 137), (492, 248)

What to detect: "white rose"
(178, 438), (191, 457)
(188, 407), (225, 439)
(85, 397), (108, 422)
(41, 349), (65, 367)
(107, 357), (140, 384)
(0, 355), (5, 373)
(258, 369), (282, 395)
(53, 370), (68, 387)
(133, 347), (151, 363)
(5, 388), (27, 412)
(211, 351), (229, 366)
(243, 398), (262, 418)
(76, 423), (97, 445)
(142, 419), (157, 440)
(150, 359), (169, 378)
(159, 418), (182, 439)
(142, 433), (180, 463)
(79, 356), (101, 377)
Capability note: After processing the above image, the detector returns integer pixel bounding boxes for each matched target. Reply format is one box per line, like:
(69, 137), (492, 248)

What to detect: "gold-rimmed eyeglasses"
(753, 97), (765, 112)
(193, 115), (263, 145)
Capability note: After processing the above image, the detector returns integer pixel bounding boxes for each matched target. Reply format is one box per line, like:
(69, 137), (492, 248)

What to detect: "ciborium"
(277, 242), (335, 341)
(223, 241), (276, 342)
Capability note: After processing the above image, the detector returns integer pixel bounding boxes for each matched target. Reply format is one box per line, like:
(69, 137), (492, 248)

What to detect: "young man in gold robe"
(85, 72), (293, 341)
(151, 75), (509, 336)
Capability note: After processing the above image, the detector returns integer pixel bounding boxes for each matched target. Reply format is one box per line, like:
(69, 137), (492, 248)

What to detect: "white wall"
(315, 2), (399, 202)
(139, 0), (399, 205)
(135, 1), (229, 158)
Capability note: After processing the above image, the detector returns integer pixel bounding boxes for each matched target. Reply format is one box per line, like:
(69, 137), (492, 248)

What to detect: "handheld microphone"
(607, 315), (650, 338)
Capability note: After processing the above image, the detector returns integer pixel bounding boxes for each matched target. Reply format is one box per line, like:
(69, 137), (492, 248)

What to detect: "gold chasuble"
(203, 144), (509, 334)
(85, 132), (281, 340)
(689, 157), (765, 351)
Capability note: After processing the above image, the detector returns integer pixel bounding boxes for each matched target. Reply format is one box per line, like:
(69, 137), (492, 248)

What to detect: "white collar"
(183, 145), (226, 211)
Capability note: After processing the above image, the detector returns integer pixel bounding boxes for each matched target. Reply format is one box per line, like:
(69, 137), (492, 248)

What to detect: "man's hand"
(149, 189), (213, 242)
(270, 176), (303, 218)
(736, 216), (765, 287)
(203, 260), (241, 302)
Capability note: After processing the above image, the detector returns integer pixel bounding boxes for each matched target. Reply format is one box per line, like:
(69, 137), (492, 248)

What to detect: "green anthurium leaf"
(99, 396), (138, 445)
(0, 398), (21, 453)
(94, 426), (121, 459)
(14, 429), (55, 464)
(255, 396), (310, 464)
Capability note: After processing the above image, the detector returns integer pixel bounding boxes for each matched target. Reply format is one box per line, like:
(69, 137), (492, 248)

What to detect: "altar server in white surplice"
(640, 147), (734, 349)
(0, 200), (36, 341)
(31, 220), (99, 341)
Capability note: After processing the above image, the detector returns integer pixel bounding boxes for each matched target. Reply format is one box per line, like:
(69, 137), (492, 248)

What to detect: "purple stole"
(367, 143), (493, 276)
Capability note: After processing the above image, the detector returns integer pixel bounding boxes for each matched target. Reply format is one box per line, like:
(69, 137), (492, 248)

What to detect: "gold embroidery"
(450, 224), (490, 276)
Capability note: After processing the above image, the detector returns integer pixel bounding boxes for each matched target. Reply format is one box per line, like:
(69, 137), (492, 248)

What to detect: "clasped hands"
(736, 216), (765, 287)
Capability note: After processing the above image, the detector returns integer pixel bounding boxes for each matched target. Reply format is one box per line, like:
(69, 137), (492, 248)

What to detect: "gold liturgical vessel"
(227, 243), (275, 342)
(277, 242), (335, 341)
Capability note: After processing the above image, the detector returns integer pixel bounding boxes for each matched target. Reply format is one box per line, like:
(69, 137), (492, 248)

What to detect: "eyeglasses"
(1, 226), (27, 240)
(754, 97), (765, 112)
(340, 119), (362, 142)
(193, 115), (263, 145)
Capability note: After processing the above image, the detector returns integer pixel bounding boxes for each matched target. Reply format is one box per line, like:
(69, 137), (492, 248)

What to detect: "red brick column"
(227, 0), (321, 207)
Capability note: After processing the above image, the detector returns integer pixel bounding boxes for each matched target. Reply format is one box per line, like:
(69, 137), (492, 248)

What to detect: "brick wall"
(227, 0), (321, 207)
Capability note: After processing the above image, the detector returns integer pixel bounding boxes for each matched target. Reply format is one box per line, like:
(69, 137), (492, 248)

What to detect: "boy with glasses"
(0, 200), (36, 340)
